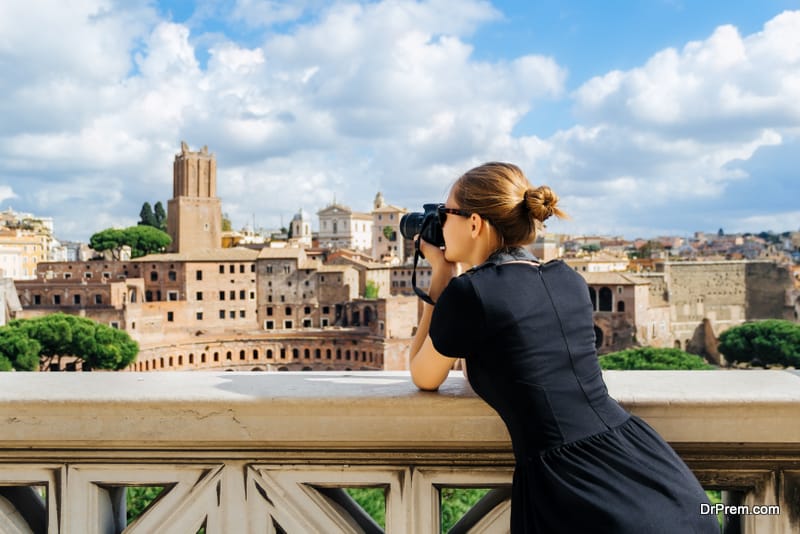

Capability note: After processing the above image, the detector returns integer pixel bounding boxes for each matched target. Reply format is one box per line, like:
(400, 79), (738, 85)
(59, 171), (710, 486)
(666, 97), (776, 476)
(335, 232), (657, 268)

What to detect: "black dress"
(429, 247), (719, 533)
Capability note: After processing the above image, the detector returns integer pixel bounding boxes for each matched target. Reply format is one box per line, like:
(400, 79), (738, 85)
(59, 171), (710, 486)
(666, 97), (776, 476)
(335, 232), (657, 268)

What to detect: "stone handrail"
(1, 370), (799, 533)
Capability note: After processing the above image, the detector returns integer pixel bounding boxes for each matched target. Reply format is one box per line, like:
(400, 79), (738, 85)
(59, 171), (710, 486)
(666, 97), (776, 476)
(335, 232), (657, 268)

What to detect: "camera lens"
(400, 212), (425, 240)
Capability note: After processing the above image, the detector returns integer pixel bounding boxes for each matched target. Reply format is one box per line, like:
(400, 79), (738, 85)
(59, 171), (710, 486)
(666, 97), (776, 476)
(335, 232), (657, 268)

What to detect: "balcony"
(1, 370), (799, 533)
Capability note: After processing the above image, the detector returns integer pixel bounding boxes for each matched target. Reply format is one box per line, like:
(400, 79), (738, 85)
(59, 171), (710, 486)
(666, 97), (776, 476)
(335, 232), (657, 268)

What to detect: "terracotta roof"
(133, 248), (259, 262)
(580, 272), (651, 285)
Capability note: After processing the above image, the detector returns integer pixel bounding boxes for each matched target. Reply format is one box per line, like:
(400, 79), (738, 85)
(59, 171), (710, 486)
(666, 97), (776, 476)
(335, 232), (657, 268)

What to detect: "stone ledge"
(1, 370), (799, 448)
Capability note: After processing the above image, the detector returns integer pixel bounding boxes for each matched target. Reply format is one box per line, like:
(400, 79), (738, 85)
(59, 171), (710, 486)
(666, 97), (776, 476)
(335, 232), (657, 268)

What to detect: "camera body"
(399, 203), (444, 247)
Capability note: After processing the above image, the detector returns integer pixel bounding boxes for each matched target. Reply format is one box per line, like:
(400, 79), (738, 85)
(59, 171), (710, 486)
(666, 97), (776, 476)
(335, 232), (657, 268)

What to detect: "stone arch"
(593, 325), (604, 348)
(251, 367), (264, 372)
(598, 287), (613, 312)
(302, 366), (313, 371)
(277, 366), (289, 371)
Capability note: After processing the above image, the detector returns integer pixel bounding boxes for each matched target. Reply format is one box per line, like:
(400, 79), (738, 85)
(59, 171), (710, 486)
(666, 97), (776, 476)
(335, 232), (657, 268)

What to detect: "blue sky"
(1, 0), (798, 242)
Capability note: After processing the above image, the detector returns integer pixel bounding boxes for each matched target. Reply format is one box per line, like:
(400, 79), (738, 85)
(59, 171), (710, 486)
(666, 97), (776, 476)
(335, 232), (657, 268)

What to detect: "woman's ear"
(469, 213), (483, 238)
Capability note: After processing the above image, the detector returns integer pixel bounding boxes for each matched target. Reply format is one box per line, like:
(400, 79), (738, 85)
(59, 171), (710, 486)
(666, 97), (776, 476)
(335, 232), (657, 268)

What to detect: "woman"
(410, 162), (718, 533)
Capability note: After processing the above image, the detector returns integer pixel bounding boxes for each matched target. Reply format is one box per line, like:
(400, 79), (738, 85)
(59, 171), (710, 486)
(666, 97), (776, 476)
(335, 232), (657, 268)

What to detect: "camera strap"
(412, 240), (436, 305)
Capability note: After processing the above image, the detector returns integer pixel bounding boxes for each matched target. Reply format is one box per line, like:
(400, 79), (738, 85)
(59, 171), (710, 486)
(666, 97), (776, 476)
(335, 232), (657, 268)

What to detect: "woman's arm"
(409, 240), (461, 391)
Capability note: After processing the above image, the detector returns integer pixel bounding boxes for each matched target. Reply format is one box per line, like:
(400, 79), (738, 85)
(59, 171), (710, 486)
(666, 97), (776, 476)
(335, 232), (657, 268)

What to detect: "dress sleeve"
(429, 275), (483, 358)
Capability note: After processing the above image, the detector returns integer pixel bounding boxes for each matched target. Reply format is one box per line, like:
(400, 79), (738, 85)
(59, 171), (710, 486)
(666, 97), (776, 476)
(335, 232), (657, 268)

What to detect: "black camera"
(400, 203), (444, 305)
(399, 203), (444, 247)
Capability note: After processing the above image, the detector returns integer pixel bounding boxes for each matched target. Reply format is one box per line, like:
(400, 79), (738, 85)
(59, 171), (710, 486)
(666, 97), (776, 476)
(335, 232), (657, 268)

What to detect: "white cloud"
(0, 186), (16, 204)
(0, 2), (797, 241)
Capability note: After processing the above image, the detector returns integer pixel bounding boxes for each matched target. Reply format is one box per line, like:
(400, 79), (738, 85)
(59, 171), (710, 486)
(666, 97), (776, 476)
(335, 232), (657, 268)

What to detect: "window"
(33, 295), (41, 305)
(150, 271), (158, 281)
(303, 319), (312, 327)
(280, 295), (285, 302)
(230, 290), (236, 300)
(285, 306), (292, 315)
(250, 291), (255, 299)
(266, 265), (273, 274)
(94, 294), (102, 305)
(219, 265), (225, 274)
(267, 307), (273, 316)
(110, 321), (119, 329)
(168, 291), (178, 301)
(229, 265), (235, 273)
(73, 295), (81, 305)
(250, 264), (255, 272)
(84, 272), (92, 279)
(284, 320), (293, 329)
(229, 310), (235, 319)
(103, 272), (110, 279)
(322, 318), (329, 327)
(240, 265), (245, 273)
(197, 312), (203, 320)
(239, 290), (245, 300)
(196, 292), (203, 301)
(322, 306), (330, 314)
(219, 310), (225, 319)
(265, 320), (274, 330)
(239, 310), (246, 318)
(167, 311), (174, 322)
(168, 271), (177, 281)
(219, 291), (225, 300)
(304, 306), (311, 314)
(196, 270), (203, 280)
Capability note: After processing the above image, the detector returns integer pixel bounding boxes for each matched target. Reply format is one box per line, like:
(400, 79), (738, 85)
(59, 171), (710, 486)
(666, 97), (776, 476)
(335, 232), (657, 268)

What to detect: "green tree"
(125, 225), (171, 258)
(364, 280), (379, 299)
(89, 226), (171, 259)
(138, 202), (157, 227)
(718, 320), (800, 368)
(1, 314), (138, 371)
(153, 200), (167, 232)
(89, 228), (127, 260)
(222, 213), (233, 232)
(382, 225), (396, 241)
(127, 486), (165, 523)
(599, 347), (715, 370)
(153, 201), (167, 231)
(0, 327), (41, 371)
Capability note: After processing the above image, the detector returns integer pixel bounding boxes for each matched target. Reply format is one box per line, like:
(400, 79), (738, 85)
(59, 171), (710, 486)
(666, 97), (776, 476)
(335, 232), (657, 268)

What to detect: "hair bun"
(524, 186), (562, 222)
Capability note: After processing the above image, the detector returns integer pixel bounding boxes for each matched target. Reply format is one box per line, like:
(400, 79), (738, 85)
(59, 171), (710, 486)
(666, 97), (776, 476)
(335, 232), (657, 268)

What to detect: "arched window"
(593, 326), (604, 348)
(617, 300), (625, 312)
(598, 287), (613, 312)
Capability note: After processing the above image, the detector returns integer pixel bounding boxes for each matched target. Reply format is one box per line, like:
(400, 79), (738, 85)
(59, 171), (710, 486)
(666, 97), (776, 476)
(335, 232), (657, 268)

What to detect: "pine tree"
(153, 201), (167, 231)
(139, 202), (157, 227)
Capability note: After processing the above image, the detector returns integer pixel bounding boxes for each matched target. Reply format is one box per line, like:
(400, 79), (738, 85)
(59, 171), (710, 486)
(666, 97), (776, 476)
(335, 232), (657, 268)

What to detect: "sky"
(1, 0), (799, 243)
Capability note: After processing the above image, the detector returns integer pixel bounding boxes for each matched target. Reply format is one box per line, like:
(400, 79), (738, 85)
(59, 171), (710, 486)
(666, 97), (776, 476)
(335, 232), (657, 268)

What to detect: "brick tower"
(166, 141), (222, 252)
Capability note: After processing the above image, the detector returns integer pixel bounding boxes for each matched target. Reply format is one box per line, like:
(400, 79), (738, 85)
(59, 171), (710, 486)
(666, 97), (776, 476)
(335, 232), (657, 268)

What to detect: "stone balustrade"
(1, 370), (799, 533)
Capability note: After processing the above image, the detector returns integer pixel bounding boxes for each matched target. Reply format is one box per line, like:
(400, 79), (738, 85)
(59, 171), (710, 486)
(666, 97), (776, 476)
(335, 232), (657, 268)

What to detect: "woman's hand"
(417, 237), (459, 302)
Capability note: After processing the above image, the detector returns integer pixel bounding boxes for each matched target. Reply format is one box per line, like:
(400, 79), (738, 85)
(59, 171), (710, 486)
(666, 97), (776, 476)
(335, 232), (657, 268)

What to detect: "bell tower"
(166, 141), (222, 252)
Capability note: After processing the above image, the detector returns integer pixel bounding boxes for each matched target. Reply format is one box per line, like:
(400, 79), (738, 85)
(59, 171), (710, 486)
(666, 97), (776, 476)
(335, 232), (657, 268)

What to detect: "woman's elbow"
(411, 373), (441, 391)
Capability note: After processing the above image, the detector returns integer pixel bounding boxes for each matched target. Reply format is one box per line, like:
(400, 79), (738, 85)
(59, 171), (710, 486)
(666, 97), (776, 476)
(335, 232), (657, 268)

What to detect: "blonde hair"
(452, 162), (567, 246)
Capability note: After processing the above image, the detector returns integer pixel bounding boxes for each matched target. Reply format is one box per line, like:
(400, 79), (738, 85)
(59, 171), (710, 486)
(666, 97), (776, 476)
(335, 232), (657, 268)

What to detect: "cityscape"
(2, 142), (798, 373)
(2, 2), (800, 531)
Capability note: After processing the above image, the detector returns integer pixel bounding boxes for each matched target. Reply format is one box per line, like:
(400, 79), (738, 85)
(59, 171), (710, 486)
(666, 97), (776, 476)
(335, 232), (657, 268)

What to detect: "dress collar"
(468, 246), (539, 272)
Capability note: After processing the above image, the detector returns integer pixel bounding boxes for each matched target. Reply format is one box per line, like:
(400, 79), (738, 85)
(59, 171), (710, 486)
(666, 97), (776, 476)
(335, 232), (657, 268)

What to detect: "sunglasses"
(436, 204), (473, 225)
